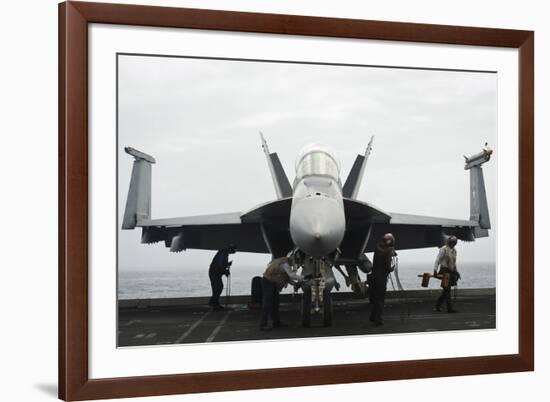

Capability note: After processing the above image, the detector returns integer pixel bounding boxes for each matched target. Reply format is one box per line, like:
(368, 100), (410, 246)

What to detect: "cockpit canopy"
(295, 143), (340, 180)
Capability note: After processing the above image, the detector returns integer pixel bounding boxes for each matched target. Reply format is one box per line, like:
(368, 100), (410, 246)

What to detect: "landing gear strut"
(323, 288), (332, 327)
(301, 285), (333, 327)
(301, 287), (312, 328)
(300, 258), (334, 327)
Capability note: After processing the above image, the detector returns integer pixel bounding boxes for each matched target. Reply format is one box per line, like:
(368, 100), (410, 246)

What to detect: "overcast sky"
(117, 54), (497, 272)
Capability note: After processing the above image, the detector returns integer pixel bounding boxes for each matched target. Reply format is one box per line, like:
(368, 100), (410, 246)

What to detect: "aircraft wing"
(367, 212), (483, 253)
(368, 213), (481, 252)
(136, 213), (269, 253)
(131, 198), (293, 254)
(341, 198), (485, 257)
(388, 213), (478, 228)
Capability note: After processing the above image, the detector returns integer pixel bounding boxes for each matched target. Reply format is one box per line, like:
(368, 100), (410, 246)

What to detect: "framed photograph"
(59, 1), (534, 400)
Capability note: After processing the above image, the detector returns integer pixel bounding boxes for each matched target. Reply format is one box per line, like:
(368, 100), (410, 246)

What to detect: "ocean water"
(118, 261), (495, 300)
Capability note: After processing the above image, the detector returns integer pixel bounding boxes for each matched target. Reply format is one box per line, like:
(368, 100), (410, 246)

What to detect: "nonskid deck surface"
(118, 289), (496, 347)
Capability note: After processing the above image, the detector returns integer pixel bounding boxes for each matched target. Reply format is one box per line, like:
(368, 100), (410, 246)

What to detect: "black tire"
(250, 276), (262, 305)
(323, 288), (333, 327)
(302, 287), (312, 328)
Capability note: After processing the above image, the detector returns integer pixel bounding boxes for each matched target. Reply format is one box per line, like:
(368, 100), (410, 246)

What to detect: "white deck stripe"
(175, 312), (210, 343)
(205, 311), (232, 343)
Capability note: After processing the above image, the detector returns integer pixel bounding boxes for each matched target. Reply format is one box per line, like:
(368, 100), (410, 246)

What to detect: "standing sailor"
(433, 236), (460, 313)
(208, 244), (237, 311)
(369, 233), (397, 326)
(260, 256), (304, 331)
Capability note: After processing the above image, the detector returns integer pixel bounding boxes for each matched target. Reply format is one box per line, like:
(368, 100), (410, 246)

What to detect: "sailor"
(260, 256), (304, 331)
(208, 244), (237, 311)
(369, 233), (397, 326)
(433, 236), (460, 313)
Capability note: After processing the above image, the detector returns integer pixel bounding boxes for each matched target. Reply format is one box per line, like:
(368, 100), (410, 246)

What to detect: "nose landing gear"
(301, 259), (334, 327)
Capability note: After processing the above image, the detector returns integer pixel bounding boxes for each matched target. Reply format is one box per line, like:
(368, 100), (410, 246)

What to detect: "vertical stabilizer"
(464, 145), (492, 234)
(122, 147), (156, 229)
(343, 136), (374, 199)
(260, 133), (292, 198)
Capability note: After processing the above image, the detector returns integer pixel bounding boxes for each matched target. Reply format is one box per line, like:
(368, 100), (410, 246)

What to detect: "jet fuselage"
(289, 144), (346, 258)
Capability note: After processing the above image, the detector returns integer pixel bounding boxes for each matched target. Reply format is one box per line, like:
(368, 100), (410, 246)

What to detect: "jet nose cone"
(290, 196), (345, 257)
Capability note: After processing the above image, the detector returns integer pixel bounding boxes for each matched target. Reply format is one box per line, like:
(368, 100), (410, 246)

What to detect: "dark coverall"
(261, 277), (281, 328)
(369, 243), (396, 324)
(260, 258), (302, 329)
(436, 268), (459, 311)
(208, 249), (230, 308)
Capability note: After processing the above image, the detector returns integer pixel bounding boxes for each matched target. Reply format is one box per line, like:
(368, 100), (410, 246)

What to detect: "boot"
(447, 302), (457, 313)
(260, 323), (273, 331)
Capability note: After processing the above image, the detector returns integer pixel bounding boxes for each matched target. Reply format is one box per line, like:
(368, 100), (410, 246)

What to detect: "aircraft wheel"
(302, 288), (312, 328)
(323, 288), (333, 327)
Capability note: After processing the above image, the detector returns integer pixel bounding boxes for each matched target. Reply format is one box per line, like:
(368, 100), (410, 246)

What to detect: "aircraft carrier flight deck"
(118, 288), (496, 347)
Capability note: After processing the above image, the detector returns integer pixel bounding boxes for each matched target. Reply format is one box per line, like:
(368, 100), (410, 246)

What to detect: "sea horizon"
(118, 261), (496, 300)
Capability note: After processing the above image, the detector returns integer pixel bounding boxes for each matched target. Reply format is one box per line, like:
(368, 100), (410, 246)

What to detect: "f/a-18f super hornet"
(122, 135), (493, 326)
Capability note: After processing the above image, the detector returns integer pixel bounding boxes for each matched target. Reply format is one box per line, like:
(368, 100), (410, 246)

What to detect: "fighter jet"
(122, 135), (492, 326)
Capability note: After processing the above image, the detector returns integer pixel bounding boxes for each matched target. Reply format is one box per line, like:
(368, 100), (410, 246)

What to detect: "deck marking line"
(175, 311), (210, 343)
(205, 311), (232, 343)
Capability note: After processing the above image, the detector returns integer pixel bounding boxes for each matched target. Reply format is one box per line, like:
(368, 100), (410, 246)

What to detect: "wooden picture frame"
(59, 1), (534, 400)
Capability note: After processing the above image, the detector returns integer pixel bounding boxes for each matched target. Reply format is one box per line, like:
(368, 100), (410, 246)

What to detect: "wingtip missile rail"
(464, 144), (492, 170)
(125, 146), (156, 164)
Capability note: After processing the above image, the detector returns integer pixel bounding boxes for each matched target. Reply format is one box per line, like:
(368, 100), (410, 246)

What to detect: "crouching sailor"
(434, 236), (460, 313)
(260, 256), (304, 331)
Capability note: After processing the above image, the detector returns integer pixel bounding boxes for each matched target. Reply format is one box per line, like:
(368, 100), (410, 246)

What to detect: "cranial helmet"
(383, 233), (395, 245)
(447, 236), (458, 247)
